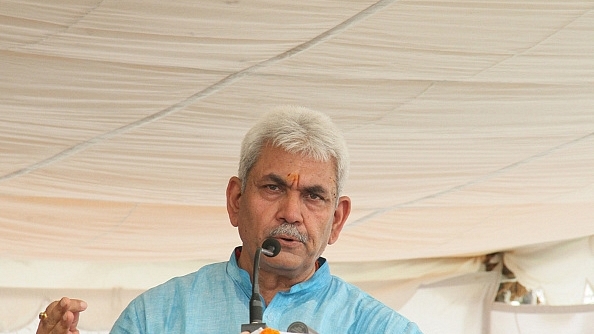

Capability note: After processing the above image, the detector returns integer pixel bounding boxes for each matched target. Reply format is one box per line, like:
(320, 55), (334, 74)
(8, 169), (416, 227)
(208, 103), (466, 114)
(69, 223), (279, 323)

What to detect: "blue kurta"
(111, 249), (422, 334)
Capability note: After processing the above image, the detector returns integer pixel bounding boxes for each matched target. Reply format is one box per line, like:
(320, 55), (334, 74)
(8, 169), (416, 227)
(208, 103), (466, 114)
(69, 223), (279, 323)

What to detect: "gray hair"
(238, 105), (349, 197)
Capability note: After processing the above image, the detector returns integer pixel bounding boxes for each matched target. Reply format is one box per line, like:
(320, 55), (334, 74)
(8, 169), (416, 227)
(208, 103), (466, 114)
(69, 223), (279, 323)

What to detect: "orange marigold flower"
(260, 328), (280, 334)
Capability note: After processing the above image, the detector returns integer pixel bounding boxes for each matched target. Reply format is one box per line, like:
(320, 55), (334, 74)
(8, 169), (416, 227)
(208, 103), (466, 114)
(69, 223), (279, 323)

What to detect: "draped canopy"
(1, 0), (593, 333)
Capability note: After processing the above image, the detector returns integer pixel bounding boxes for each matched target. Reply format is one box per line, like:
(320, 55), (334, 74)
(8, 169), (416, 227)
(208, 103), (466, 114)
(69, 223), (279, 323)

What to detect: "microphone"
(287, 321), (319, 334)
(261, 238), (281, 257)
(241, 238), (281, 333)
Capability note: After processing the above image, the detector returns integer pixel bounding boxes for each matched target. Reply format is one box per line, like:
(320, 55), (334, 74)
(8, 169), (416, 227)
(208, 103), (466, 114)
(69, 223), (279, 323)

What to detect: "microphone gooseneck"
(248, 238), (281, 324)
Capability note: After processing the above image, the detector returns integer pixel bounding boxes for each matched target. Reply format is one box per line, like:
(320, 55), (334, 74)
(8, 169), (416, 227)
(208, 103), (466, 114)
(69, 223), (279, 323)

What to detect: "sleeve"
(109, 297), (146, 334)
(402, 321), (423, 334)
(355, 297), (424, 334)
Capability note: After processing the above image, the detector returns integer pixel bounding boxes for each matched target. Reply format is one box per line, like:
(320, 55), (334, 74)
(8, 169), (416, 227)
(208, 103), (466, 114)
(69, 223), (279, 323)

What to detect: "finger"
(58, 297), (88, 313)
(66, 298), (87, 313)
(70, 310), (81, 332)
(37, 298), (88, 334)
(53, 297), (88, 317)
(65, 298), (86, 332)
(49, 297), (71, 328)
(53, 310), (74, 334)
(37, 300), (60, 333)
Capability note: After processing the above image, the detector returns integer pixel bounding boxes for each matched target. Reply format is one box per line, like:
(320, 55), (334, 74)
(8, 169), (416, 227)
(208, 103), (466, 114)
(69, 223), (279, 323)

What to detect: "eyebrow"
(265, 173), (331, 198)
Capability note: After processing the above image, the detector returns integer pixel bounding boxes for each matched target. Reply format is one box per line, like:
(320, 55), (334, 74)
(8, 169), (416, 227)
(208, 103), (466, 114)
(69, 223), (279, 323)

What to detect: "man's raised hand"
(37, 297), (87, 334)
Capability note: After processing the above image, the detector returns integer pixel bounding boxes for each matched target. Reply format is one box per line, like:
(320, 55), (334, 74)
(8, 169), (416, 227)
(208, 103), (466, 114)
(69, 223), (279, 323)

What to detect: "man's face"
(227, 144), (350, 278)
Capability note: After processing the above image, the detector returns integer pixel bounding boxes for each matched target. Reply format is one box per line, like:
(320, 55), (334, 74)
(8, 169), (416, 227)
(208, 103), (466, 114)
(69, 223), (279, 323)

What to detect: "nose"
(278, 190), (303, 224)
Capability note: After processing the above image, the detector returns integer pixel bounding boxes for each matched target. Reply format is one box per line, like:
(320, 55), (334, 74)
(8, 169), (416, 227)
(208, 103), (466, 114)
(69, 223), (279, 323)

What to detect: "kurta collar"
(227, 246), (330, 299)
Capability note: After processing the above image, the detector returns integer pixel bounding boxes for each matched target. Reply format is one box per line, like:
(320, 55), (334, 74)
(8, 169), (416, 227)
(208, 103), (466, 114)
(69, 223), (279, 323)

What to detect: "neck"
(257, 265), (316, 304)
(237, 248), (316, 305)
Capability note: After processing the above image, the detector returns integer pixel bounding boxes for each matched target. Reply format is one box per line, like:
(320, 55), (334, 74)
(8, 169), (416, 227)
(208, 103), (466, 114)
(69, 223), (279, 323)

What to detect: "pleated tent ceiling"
(1, 0), (593, 333)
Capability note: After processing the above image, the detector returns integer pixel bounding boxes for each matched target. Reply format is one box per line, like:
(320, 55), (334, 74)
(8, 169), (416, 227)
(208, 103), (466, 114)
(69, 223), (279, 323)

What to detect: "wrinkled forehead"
(252, 145), (339, 191)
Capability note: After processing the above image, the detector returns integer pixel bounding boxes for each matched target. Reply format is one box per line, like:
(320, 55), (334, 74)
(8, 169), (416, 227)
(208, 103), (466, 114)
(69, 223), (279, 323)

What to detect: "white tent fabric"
(398, 272), (501, 334)
(1, 0), (594, 333)
(504, 236), (594, 305)
(490, 303), (594, 334)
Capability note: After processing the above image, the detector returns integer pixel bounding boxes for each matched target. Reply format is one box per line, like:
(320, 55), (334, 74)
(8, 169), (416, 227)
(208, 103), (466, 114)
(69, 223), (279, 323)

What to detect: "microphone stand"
(241, 239), (281, 333)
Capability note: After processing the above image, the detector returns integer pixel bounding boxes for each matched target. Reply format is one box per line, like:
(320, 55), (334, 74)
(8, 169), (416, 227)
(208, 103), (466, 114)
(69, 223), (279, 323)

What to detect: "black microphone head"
(288, 321), (316, 333)
(261, 238), (281, 257)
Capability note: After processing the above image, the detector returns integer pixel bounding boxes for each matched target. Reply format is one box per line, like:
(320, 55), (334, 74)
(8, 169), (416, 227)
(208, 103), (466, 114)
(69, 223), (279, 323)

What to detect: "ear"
(226, 176), (242, 227)
(328, 195), (351, 245)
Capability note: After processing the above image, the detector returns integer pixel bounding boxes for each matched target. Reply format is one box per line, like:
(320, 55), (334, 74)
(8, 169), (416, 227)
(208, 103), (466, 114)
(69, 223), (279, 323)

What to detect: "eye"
(306, 192), (324, 201)
(266, 184), (280, 191)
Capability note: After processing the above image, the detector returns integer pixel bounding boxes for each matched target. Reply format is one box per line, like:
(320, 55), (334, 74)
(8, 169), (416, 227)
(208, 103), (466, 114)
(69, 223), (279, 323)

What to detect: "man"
(37, 106), (422, 333)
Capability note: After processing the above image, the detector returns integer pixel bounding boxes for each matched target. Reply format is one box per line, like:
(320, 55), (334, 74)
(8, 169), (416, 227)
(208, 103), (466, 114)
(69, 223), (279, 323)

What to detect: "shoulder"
(124, 261), (228, 310)
(111, 261), (231, 332)
(146, 261), (227, 297)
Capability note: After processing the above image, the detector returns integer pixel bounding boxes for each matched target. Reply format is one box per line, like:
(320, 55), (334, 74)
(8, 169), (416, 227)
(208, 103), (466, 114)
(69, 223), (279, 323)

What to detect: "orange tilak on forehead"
(287, 172), (299, 186)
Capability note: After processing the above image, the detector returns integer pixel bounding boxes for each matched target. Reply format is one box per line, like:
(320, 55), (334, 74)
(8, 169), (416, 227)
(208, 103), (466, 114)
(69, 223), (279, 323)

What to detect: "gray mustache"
(269, 222), (308, 243)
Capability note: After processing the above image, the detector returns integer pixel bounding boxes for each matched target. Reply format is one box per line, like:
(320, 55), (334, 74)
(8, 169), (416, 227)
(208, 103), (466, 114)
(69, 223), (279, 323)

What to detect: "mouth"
(268, 222), (309, 247)
(273, 235), (303, 246)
